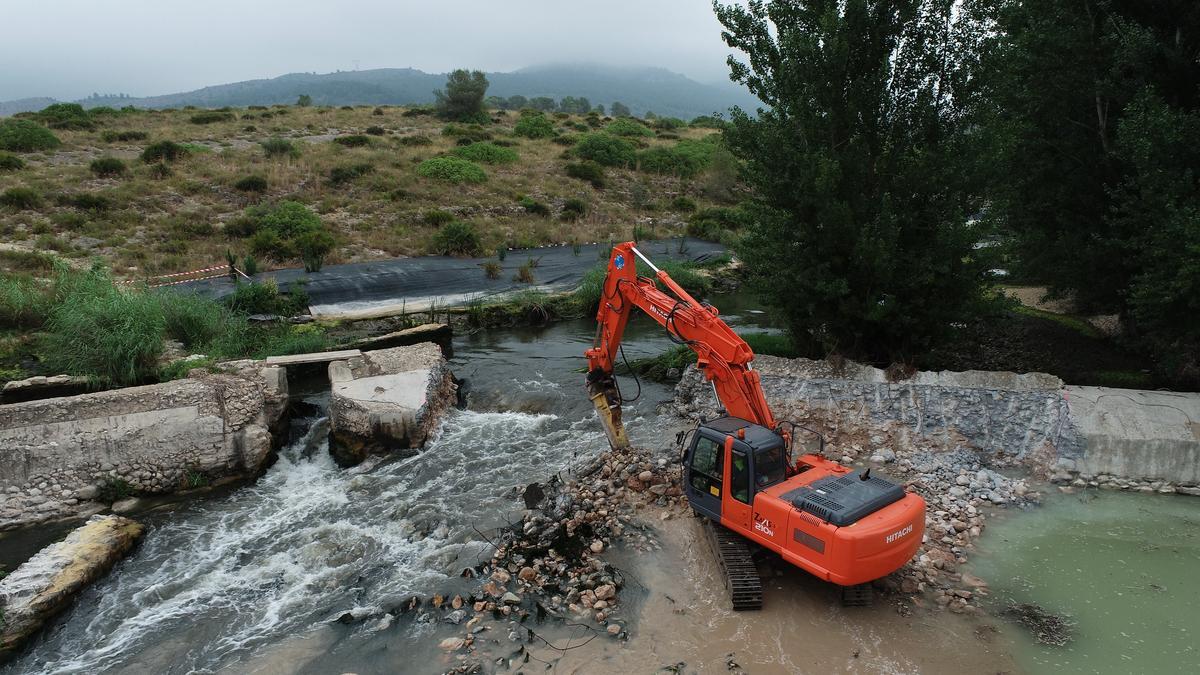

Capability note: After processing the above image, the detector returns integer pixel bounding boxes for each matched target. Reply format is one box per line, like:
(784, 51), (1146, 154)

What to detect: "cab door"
(683, 433), (724, 521)
(720, 437), (753, 533)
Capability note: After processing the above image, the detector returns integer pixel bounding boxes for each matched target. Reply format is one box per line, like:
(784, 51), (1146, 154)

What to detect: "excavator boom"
(585, 242), (777, 447)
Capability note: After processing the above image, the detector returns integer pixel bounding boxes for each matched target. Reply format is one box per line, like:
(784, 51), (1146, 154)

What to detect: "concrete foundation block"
(328, 343), (456, 467)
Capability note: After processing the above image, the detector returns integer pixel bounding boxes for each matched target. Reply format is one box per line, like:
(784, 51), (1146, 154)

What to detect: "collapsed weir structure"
(0, 342), (458, 658)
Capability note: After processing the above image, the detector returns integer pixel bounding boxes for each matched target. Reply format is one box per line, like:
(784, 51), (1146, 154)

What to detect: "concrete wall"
(673, 356), (1200, 491)
(1063, 386), (1200, 486)
(0, 364), (287, 531)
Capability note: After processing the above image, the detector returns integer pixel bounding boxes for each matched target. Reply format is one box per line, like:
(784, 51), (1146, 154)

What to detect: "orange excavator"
(585, 242), (925, 608)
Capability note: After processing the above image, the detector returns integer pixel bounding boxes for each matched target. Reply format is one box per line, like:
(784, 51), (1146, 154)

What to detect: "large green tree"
(714, 0), (991, 363)
(434, 69), (490, 123)
(981, 0), (1200, 384)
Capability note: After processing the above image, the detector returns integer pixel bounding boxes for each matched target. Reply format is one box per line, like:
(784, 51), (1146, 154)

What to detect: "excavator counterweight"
(585, 242), (926, 603)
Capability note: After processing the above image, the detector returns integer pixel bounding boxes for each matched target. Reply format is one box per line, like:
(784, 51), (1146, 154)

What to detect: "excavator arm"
(584, 242), (779, 449)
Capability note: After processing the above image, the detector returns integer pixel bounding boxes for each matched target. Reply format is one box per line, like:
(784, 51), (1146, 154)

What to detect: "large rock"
(0, 515), (144, 655)
(328, 344), (456, 467)
(0, 364), (287, 531)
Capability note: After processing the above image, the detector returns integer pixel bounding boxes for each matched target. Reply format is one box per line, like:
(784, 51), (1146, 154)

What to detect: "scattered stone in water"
(1003, 602), (1073, 646)
(439, 637), (466, 651)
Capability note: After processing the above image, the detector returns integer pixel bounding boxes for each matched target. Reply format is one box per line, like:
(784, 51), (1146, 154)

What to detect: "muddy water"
(549, 510), (1019, 675)
(967, 488), (1200, 674)
(4, 298), (1016, 674)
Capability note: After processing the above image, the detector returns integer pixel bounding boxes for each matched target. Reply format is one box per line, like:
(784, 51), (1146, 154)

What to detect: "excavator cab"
(682, 416), (787, 522)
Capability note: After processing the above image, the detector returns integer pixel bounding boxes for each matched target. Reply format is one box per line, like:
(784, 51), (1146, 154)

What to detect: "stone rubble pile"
(372, 445), (683, 670)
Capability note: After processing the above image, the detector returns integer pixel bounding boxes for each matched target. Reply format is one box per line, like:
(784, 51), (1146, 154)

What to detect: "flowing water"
(2, 302), (776, 675)
(968, 488), (1200, 674)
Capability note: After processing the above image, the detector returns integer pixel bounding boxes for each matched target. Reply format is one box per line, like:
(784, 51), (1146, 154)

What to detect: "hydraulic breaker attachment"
(587, 375), (629, 450)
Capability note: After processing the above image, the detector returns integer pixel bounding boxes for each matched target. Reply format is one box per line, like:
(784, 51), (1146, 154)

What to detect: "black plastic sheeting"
(174, 237), (728, 317)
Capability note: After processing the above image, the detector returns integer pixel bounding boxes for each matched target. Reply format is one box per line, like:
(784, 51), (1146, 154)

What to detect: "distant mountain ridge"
(0, 64), (760, 119)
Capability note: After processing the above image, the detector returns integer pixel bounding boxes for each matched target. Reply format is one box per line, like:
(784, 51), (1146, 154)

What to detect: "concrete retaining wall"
(0, 364), (287, 531)
(673, 356), (1200, 491)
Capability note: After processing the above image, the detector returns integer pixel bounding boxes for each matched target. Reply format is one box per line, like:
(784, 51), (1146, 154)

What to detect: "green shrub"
(513, 260), (536, 283)
(671, 196), (697, 212)
(552, 135), (578, 146)
(424, 209), (456, 226)
(0, 276), (50, 328)
(328, 163), (374, 185)
(689, 115), (727, 129)
(62, 192), (113, 212)
(636, 142), (716, 178)
(687, 206), (749, 241)
(365, 125), (386, 136)
(296, 230), (335, 272)
(653, 117), (687, 130)
(159, 291), (229, 347)
(0, 119), (61, 152)
(225, 279), (309, 316)
(0, 187), (41, 210)
(89, 156), (127, 177)
(141, 140), (187, 163)
(190, 111), (235, 124)
(334, 134), (371, 147)
(36, 103), (95, 130)
(234, 175), (268, 192)
(430, 220), (481, 255)
(518, 195), (550, 217)
(605, 118), (655, 137)
(441, 124), (492, 142)
(0, 153), (24, 171)
(452, 142), (518, 164)
(261, 137), (299, 158)
(480, 261), (502, 279)
(398, 134), (433, 146)
(40, 266), (167, 385)
(402, 106), (434, 117)
(564, 161), (606, 188)
(574, 134), (635, 167)
(148, 162), (172, 179)
(100, 130), (149, 142)
(513, 114), (556, 139)
(561, 198), (587, 221)
(416, 156), (487, 184)
(239, 201), (330, 264)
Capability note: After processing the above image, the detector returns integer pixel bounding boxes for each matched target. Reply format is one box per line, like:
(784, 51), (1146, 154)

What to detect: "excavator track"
(705, 520), (763, 611)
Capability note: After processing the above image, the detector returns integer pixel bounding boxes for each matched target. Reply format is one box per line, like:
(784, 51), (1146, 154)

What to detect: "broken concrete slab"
(0, 364), (287, 531)
(328, 343), (456, 467)
(346, 322), (453, 356)
(1, 374), (94, 405)
(265, 349), (362, 367)
(0, 515), (144, 656)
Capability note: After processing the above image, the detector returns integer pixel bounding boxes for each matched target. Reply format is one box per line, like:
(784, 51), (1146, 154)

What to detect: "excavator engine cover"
(781, 471), (906, 527)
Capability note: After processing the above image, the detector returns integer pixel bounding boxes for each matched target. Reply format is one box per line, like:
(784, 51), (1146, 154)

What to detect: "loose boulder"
(0, 515), (144, 655)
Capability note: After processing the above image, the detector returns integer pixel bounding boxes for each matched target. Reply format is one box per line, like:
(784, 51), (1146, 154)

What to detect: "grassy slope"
(0, 106), (728, 280)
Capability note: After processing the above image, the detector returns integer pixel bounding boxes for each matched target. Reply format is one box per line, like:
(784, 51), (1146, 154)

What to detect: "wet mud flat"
(545, 504), (1020, 675)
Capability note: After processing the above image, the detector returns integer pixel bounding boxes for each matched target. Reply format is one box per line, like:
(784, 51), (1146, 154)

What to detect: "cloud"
(0, 0), (738, 100)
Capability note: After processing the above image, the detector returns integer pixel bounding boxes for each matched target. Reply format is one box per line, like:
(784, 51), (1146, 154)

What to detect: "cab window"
(730, 450), (750, 503)
(754, 445), (787, 488)
(689, 436), (724, 496)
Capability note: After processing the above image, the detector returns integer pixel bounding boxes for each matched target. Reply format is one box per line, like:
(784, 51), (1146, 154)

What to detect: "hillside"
(0, 65), (760, 120)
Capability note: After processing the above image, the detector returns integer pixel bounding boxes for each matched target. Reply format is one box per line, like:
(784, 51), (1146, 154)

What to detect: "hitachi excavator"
(585, 242), (925, 609)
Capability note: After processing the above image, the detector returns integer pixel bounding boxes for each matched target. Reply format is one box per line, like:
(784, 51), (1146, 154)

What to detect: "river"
(2, 296), (776, 675)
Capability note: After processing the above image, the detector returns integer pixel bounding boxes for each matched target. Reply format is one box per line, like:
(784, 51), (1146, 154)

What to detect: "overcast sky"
(0, 0), (740, 101)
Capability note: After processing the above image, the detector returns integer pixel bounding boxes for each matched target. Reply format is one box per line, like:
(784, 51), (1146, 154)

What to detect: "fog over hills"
(0, 64), (760, 119)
